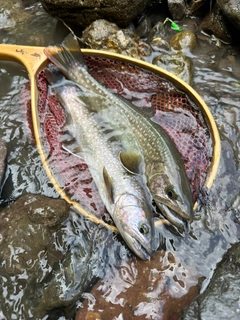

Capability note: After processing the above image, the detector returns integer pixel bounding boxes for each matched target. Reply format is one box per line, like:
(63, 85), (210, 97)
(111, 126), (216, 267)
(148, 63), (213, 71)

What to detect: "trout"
(44, 65), (154, 260)
(44, 34), (194, 227)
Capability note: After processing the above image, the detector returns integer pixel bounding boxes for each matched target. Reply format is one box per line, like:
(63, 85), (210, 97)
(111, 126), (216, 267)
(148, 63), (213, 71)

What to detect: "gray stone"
(152, 52), (193, 85)
(41, 0), (151, 28)
(80, 19), (151, 58)
(217, 0), (240, 30)
(180, 242), (240, 320)
(167, 0), (186, 20)
(147, 21), (166, 44)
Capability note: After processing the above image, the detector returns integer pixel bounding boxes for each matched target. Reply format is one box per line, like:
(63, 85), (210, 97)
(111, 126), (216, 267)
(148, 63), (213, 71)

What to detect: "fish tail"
(44, 34), (87, 79)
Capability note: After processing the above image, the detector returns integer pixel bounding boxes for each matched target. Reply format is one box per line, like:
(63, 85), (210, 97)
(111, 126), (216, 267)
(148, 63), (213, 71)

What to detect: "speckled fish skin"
(44, 67), (154, 260)
(44, 34), (194, 227)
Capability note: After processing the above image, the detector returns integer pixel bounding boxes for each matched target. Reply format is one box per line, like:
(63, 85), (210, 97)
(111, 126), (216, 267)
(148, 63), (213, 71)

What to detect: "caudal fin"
(44, 34), (87, 80)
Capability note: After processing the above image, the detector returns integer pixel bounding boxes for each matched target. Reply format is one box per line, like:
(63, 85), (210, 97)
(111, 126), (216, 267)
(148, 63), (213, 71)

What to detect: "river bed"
(0, 1), (240, 319)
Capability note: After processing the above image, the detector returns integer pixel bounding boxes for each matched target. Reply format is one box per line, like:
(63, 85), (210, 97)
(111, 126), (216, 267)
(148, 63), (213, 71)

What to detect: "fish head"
(148, 171), (194, 226)
(113, 193), (153, 260)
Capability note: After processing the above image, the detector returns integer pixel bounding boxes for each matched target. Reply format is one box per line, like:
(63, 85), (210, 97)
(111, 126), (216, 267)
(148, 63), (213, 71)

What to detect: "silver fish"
(44, 66), (154, 260)
(44, 34), (194, 227)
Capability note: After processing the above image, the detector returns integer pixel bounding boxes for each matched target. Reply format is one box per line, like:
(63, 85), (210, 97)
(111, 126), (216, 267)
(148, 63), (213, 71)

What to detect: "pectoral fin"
(103, 167), (114, 204)
(119, 151), (142, 174)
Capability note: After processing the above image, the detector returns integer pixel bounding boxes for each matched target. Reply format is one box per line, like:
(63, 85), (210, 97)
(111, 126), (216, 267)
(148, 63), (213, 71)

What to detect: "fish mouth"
(156, 202), (189, 229)
(119, 229), (152, 260)
(124, 233), (152, 260)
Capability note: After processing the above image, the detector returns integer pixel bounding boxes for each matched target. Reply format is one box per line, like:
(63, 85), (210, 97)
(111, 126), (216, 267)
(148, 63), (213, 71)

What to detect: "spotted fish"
(44, 34), (194, 228)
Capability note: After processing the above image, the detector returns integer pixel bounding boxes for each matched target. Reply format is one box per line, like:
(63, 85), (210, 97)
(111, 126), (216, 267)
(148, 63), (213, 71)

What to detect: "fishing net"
(34, 56), (211, 224)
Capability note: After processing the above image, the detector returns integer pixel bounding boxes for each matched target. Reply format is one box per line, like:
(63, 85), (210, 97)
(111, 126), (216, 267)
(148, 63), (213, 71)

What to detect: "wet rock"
(0, 138), (7, 186)
(0, 194), (70, 267)
(187, 0), (214, 16)
(187, 0), (205, 15)
(153, 52), (193, 85)
(80, 19), (151, 58)
(150, 37), (170, 52)
(0, 192), (121, 319)
(0, 194), (70, 318)
(135, 15), (152, 38)
(217, 0), (240, 30)
(147, 21), (166, 43)
(41, 0), (150, 29)
(169, 30), (197, 51)
(180, 242), (240, 320)
(168, 0), (186, 20)
(146, 22), (170, 52)
(200, 3), (232, 43)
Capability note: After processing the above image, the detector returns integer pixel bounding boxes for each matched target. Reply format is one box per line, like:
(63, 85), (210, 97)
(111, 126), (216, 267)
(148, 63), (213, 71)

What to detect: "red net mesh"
(35, 56), (211, 221)
(37, 70), (106, 219)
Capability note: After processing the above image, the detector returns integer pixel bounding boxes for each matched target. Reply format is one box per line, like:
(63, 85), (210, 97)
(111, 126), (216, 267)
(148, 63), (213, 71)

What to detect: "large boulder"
(0, 194), (70, 318)
(41, 0), (151, 28)
(200, 3), (232, 43)
(217, 0), (240, 30)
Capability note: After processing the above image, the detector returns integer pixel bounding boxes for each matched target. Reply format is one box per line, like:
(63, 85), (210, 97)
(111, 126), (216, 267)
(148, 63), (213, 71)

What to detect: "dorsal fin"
(119, 151), (142, 174)
(103, 167), (114, 204)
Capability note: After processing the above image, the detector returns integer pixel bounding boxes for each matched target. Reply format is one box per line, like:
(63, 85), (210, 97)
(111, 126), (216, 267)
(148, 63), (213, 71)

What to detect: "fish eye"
(139, 223), (149, 235)
(165, 186), (177, 200)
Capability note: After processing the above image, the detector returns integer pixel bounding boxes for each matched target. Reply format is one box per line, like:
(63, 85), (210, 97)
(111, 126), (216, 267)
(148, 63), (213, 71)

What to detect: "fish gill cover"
(35, 55), (211, 225)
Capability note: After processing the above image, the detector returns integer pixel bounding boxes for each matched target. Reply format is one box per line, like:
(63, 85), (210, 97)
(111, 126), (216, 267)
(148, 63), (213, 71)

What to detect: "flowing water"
(1, 1), (240, 319)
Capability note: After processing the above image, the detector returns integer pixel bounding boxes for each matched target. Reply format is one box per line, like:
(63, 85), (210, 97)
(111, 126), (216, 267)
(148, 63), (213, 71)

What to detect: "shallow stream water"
(1, 1), (240, 319)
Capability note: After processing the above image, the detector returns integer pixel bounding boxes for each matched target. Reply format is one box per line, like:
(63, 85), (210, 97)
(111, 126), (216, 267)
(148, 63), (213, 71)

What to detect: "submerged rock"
(0, 0), (58, 45)
(180, 242), (240, 320)
(75, 249), (200, 320)
(41, 0), (150, 28)
(152, 52), (193, 85)
(0, 138), (7, 186)
(0, 0), (31, 31)
(80, 19), (151, 58)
